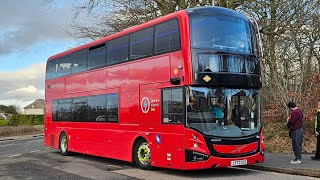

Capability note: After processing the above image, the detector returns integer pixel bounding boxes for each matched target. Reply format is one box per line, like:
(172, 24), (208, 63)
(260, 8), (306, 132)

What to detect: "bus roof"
(48, 6), (246, 61)
(48, 10), (181, 61)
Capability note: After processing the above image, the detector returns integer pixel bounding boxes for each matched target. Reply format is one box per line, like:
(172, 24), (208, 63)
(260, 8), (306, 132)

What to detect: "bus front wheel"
(59, 132), (71, 156)
(134, 139), (152, 170)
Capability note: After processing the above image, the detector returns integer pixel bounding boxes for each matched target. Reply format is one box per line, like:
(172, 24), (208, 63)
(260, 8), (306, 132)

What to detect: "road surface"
(0, 135), (317, 180)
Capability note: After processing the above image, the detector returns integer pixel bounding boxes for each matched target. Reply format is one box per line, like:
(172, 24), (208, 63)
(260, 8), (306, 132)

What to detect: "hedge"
(0, 114), (44, 127)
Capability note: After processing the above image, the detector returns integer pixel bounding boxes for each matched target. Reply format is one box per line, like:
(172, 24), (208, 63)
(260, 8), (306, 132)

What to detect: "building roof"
(0, 113), (10, 120)
(24, 99), (45, 109)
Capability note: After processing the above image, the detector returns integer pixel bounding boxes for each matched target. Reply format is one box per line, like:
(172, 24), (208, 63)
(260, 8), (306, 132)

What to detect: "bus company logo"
(230, 145), (247, 153)
(211, 139), (222, 142)
(141, 97), (150, 113)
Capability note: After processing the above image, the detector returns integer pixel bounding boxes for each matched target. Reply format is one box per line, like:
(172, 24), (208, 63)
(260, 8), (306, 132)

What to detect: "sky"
(0, 0), (77, 111)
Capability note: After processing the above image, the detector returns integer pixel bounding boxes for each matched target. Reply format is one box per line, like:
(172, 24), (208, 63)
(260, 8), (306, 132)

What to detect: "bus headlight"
(193, 143), (198, 148)
(192, 134), (197, 140)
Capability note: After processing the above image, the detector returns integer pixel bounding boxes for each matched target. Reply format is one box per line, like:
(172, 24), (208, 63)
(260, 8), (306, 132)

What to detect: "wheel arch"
(58, 130), (67, 149)
(131, 136), (148, 162)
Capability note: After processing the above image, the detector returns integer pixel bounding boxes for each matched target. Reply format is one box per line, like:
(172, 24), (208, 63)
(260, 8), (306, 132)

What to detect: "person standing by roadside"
(287, 102), (304, 164)
(311, 101), (320, 160)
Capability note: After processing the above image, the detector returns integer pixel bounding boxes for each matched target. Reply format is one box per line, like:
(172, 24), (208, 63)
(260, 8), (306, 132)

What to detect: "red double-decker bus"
(44, 6), (264, 170)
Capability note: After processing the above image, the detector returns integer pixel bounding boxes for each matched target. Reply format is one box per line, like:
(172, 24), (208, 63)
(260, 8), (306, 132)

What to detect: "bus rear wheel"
(134, 139), (151, 170)
(59, 132), (71, 156)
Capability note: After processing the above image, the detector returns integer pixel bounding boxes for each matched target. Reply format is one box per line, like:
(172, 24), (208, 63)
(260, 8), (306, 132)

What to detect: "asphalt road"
(0, 135), (44, 158)
(0, 136), (317, 180)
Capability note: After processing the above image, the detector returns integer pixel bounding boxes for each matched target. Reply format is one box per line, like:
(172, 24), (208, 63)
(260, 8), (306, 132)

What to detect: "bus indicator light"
(173, 68), (179, 75)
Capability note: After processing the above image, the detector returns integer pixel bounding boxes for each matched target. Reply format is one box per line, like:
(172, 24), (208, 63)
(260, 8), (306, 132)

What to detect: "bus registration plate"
(231, 159), (247, 166)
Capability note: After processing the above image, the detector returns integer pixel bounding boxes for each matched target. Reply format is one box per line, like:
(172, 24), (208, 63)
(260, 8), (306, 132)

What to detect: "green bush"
(0, 120), (9, 127)
(7, 115), (44, 126)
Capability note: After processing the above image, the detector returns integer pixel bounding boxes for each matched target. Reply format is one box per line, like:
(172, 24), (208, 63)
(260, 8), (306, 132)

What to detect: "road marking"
(108, 164), (122, 169)
(0, 143), (14, 147)
(30, 150), (40, 153)
(9, 154), (22, 158)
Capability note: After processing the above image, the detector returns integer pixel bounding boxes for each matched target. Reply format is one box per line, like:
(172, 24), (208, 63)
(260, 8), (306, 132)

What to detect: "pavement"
(247, 152), (320, 178)
(0, 134), (44, 141)
(1, 134), (319, 178)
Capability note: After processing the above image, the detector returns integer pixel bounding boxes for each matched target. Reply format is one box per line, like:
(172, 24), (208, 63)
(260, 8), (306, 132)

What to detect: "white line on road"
(8, 154), (22, 157)
(0, 143), (14, 147)
(108, 164), (122, 169)
(30, 150), (40, 153)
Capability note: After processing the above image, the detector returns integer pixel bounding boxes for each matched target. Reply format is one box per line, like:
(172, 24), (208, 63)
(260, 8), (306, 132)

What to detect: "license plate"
(231, 159), (247, 166)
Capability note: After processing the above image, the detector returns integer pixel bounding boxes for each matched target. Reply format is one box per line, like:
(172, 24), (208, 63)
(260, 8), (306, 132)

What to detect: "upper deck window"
(72, 49), (88, 73)
(88, 46), (106, 70)
(46, 18), (181, 80)
(107, 35), (129, 65)
(155, 19), (181, 54)
(130, 27), (154, 60)
(58, 55), (72, 77)
(198, 54), (259, 75)
(190, 16), (253, 54)
(46, 58), (58, 80)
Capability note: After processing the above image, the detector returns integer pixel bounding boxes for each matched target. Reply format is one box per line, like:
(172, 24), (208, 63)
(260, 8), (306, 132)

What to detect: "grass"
(0, 125), (44, 138)
(264, 120), (317, 154)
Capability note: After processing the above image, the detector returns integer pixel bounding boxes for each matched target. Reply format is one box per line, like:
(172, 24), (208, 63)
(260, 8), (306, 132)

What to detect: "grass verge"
(264, 121), (316, 154)
(0, 125), (44, 138)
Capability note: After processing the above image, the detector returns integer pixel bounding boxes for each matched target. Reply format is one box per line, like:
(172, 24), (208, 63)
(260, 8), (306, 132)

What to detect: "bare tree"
(239, 0), (320, 118)
(43, 0), (254, 40)
(43, 0), (320, 119)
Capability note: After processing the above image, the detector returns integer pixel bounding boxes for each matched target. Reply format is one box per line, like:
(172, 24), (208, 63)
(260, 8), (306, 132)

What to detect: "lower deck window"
(52, 93), (118, 123)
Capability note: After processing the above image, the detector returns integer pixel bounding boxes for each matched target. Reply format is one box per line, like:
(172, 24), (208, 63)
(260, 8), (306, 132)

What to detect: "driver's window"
(162, 88), (184, 124)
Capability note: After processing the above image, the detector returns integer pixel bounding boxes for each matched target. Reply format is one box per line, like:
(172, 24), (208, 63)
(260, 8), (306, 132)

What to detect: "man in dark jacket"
(311, 101), (320, 160)
(287, 102), (304, 164)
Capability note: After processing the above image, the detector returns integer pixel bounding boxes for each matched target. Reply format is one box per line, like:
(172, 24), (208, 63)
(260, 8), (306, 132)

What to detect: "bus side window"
(107, 35), (129, 65)
(87, 95), (108, 122)
(52, 100), (59, 121)
(88, 47), (106, 70)
(106, 94), (118, 122)
(130, 27), (154, 60)
(46, 59), (58, 80)
(72, 97), (88, 122)
(58, 99), (72, 121)
(72, 49), (88, 73)
(58, 55), (72, 77)
(155, 19), (181, 55)
(162, 88), (183, 124)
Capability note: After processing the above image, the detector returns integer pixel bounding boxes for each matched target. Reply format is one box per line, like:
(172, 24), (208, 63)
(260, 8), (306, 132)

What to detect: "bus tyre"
(134, 139), (152, 170)
(59, 132), (70, 156)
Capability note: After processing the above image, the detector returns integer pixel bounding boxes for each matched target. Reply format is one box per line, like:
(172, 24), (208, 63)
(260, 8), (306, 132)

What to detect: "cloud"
(0, 0), (73, 55)
(0, 63), (45, 107)
(8, 85), (38, 94)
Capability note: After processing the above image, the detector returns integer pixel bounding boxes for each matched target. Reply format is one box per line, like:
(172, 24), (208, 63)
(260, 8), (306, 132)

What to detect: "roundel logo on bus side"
(141, 97), (150, 114)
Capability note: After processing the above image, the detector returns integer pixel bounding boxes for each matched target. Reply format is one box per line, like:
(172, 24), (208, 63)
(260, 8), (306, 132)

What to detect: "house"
(24, 99), (45, 115)
(0, 113), (10, 120)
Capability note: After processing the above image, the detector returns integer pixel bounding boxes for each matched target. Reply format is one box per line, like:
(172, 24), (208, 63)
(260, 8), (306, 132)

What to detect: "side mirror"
(170, 77), (181, 85)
